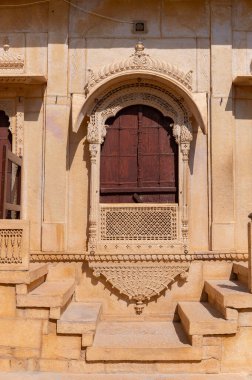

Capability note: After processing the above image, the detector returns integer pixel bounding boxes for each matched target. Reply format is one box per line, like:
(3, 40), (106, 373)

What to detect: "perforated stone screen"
(100, 204), (178, 242)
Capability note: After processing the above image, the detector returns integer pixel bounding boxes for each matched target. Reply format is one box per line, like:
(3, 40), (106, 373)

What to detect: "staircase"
(0, 260), (252, 375)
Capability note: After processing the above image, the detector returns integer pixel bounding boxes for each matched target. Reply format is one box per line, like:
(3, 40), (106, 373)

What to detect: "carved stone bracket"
(88, 256), (190, 314)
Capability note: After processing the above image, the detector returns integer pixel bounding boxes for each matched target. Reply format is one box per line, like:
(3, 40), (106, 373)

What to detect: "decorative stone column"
(173, 124), (193, 246)
(87, 121), (107, 252)
(181, 141), (190, 244)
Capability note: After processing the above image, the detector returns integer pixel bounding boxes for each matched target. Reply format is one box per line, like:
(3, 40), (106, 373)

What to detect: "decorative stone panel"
(0, 220), (29, 270)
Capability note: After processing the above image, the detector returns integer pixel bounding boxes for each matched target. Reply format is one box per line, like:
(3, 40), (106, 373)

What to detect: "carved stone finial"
(135, 300), (144, 314)
(135, 41), (145, 55)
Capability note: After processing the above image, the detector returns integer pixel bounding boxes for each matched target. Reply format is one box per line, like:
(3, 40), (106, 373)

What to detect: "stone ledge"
(0, 372), (249, 379)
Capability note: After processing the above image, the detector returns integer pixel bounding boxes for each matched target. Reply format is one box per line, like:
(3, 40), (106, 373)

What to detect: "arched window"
(0, 110), (12, 148)
(100, 105), (178, 203)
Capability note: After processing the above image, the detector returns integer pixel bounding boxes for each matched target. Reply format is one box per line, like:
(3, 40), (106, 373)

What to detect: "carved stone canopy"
(84, 41), (193, 95)
(72, 42), (207, 134)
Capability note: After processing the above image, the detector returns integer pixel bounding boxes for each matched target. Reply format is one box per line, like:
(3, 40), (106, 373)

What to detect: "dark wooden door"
(100, 105), (178, 203)
(0, 111), (12, 218)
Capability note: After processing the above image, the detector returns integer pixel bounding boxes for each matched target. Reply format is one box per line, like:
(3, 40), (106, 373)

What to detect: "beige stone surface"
(17, 280), (75, 308)
(162, 0), (209, 38)
(87, 321), (202, 361)
(69, 0), (161, 38)
(69, 38), (86, 94)
(41, 334), (81, 360)
(222, 326), (252, 372)
(0, 319), (42, 349)
(46, 262), (77, 281)
(23, 107), (44, 251)
(203, 262), (233, 280)
(26, 33), (47, 76)
(0, 286), (16, 317)
(67, 129), (88, 252)
(12, 348), (40, 359)
(211, 97), (235, 250)
(57, 302), (101, 334)
(205, 279), (252, 309)
(233, 262), (248, 285)
(178, 301), (237, 335)
(235, 98), (252, 251)
(39, 359), (68, 372)
(0, 263), (48, 285)
(43, 103), (70, 238)
(189, 129), (208, 251)
(0, 374), (249, 380)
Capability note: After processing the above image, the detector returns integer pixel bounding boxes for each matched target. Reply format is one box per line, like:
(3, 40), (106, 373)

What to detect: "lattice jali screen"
(99, 204), (178, 241)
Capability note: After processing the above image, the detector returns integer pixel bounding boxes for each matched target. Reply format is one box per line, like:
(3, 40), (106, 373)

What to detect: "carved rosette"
(88, 256), (190, 313)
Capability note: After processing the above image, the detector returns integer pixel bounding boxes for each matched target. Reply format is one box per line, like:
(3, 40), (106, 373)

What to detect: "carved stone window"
(78, 43), (199, 312)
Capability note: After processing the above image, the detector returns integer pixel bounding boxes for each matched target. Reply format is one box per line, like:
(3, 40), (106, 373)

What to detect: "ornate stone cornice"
(84, 41), (193, 96)
(29, 251), (248, 263)
(30, 253), (86, 262)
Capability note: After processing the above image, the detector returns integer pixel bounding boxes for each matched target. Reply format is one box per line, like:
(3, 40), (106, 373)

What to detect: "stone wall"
(0, 0), (252, 255)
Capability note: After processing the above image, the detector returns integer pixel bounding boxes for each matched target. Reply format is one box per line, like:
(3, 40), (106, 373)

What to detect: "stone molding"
(29, 252), (248, 262)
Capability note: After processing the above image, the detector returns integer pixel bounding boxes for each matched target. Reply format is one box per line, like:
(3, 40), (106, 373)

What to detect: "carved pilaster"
(88, 143), (99, 251)
(15, 97), (24, 157)
(87, 122), (99, 144)
(180, 125), (193, 245)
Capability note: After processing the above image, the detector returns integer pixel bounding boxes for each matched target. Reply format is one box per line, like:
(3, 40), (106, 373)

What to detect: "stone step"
(232, 262), (248, 285)
(16, 279), (75, 309)
(57, 302), (102, 346)
(178, 301), (237, 336)
(205, 279), (252, 310)
(0, 263), (48, 284)
(86, 321), (202, 361)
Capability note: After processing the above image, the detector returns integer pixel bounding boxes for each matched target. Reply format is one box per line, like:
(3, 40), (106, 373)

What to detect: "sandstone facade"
(0, 0), (252, 378)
